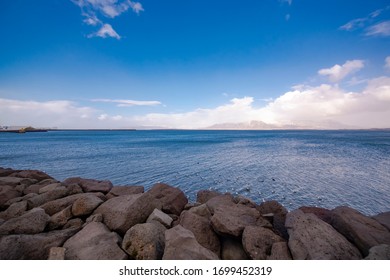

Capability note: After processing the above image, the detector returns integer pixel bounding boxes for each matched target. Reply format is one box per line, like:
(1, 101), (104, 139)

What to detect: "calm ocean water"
(1, 130), (389, 215)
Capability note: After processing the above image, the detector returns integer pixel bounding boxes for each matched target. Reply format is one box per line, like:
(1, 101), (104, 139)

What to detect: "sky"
(1, 0), (390, 129)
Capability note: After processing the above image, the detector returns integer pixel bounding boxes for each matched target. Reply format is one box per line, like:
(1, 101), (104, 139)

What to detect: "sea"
(1, 129), (389, 215)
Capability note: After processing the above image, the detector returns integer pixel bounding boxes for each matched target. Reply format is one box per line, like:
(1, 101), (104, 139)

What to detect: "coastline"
(0, 167), (389, 260)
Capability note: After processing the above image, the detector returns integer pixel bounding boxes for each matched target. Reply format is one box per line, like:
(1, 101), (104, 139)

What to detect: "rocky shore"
(0, 167), (389, 260)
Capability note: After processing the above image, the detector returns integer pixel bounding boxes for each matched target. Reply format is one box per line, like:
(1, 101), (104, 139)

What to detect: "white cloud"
(129, 1), (144, 14)
(318, 60), (364, 83)
(385, 56), (390, 70)
(365, 21), (390, 37)
(91, 23), (121, 39)
(92, 98), (161, 106)
(339, 18), (367, 31)
(280, 0), (292, 5)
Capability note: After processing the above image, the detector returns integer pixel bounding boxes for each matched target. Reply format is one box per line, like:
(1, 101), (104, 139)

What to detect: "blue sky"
(1, 0), (390, 129)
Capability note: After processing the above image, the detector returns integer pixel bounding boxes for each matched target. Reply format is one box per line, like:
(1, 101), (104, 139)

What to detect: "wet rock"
(267, 242), (292, 260)
(162, 225), (219, 260)
(122, 223), (166, 260)
(93, 193), (155, 235)
(242, 226), (285, 260)
(47, 205), (73, 230)
(372, 211), (390, 231)
(63, 222), (127, 260)
(63, 177), (113, 194)
(0, 227), (79, 259)
(0, 200), (28, 220)
(196, 190), (222, 204)
(221, 237), (249, 260)
(0, 207), (50, 235)
(106, 186), (144, 199)
(364, 244), (390, 260)
(332, 206), (390, 256)
(145, 183), (188, 215)
(71, 194), (103, 217)
(286, 209), (362, 259)
(48, 247), (66, 260)
(147, 208), (173, 228)
(257, 200), (288, 239)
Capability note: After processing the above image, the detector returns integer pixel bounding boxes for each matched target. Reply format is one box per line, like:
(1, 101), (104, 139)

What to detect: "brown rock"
(63, 218), (84, 229)
(0, 177), (36, 187)
(38, 183), (62, 194)
(242, 226), (285, 260)
(220, 237), (249, 260)
(23, 179), (59, 195)
(0, 167), (17, 177)
(47, 205), (73, 230)
(331, 206), (390, 256)
(71, 194), (103, 217)
(106, 186), (144, 199)
(206, 193), (235, 214)
(147, 208), (173, 228)
(11, 169), (53, 182)
(372, 211), (390, 231)
(196, 190), (222, 204)
(145, 183), (188, 215)
(64, 222), (127, 260)
(63, 177), (113, 194)
(48, 247), (66, 260)
(257, 200), (288, 239)
(299, 206), (332, 224)
(122, 223), (166, 260)
(163, 225), (219, 260)
(0, 200), (28, 220)
(286, 209), (362, 259)
(0, 185), (21, 209)
(0, 207), (50, 235)
(267, 242), (292, 260)
(26, 186), (70, 209)
(364, 244), (390, 260)
(4, 193), (37, 207)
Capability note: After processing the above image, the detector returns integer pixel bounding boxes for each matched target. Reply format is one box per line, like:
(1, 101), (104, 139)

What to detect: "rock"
(242, 226), (285, 260)
(211, 203), (271, 237)
(4, 193), (37, 207)
(257, 200), (289, 239)
(63, 177), (113, 194)
(235, 196), (257, 208)
(220, 237), (249, 260)
(86, 213), (103, 224)
(48, 247), (66, 260)
(41, 192), (105, 215)
(0, 227), (80, 259)
(162, 225), (219, 260)
(0, 177), (36, 187)
(0, 207), (50, 235)
(180, 208), (220, 255)
(0, 200), (28, 220)
(71, 194), (103, 217)
(299, 206), (332, 224)
(372, 211), (390, 231)
(93, 193), (155, 235)
(63, 222), (127, 260)
(122, 223), (166, 260)
(11, 169), (53, 181)
(364, 244), (390, 260)
(23, 179), (59, 195)
(206, 193), (235, 214)
(267, 242), (292, 260)
(196, 190), (222, 204)
(26, 186), (70, 209)
(0, 167), (16, 177)
(63, 218), (84, 229)
(0, 185), (21, 209)
(145, 183), (188, 215)
(47, 205), (73, 230)
(106, 186), (144, 199)
(286, 209), (362, 259)
(147, 208), (173, 228)
(38, 183), (61, 194)
(332, 206), (390, 256)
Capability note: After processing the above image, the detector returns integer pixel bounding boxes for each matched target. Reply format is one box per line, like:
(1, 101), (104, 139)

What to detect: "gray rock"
(71, 194), (103, 217)
(93, 193), (155, 235)
(0, 177), (35, 187)
(0, 227), (80, 259)
(364, 244), (390, 260)
(286, 209), (362, 260)
(47, 205), (73, 230)
(221, 237), (249, 260)
(0, 207), (50, 235)
(180, 208), (220, 255)
(106, 186), (144, 199)
(0, 185), (21, 209)
(38, 183), (61, 194)
(145, 183), (188, 215)
(63, 218), (84, 229)
(0, 200), (28, 220)
(147, 208), (173, 228)
(257, 200), (289, 239)
(331, 206), (390, 256)
(23, 179), (59, 195)
(4, 193), (37, 207)
(26, 186), (70, 209)
(196, 190), (222, 204)
(162, 225), (219, 260)
(48, 247), (66, 260)
(372, 211), (390, 231)
(63, 177), (113, 194)
(206, 194), (235, 214)
(10, 169), (53, 182)
(299, 206), (332, 224)
(64, 222), (127, 260)
(86, 213), (103, 224)
(242, 226), (285, 260)
(267, 242), (292, 260)
(122, 223), (166, 260)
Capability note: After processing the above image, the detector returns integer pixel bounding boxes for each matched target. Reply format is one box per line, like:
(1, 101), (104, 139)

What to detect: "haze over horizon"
(1, 0), (390, 129)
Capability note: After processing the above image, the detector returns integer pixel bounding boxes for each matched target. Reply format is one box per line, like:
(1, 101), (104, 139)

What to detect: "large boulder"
(242, 226), (285, 260)
(93, 194), (155, 235)
(196, 190), (222, 204)
(0, 227), (80, 259)
(286, 209), (362, 260)
(220, 237), (249, 260)
(145, 183), (188, 215)
(257, 200), (289, 239)
(38, 183), (62, 194)
(63, 222), (127, 260)
(331, 206), (390, 256)
(71, 194), (103, 217)
(267, 242), (292, 260)
(122, 223), (166, 260)
(180, 205), (220, 255)
(63, 177), (113, 194)
(26, 186), (70, 209)
(162, 225), (219, 260)
(364, 244), (390, 260)
(147, 208), (173, 228)
(0, 207), (50, 235)
(206, 194), (235, 214)
(0, 177), (36, 187)
(23, 179), (59, 195)
(299, 206), (332, 224)
(372, 211), (390, 231)
(47, 205), (73, 230)
(0, 185), (21, 209)
(106, 186), (144, 199)
(10, 169), (53, 182)
(0, 200), (28, 220)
